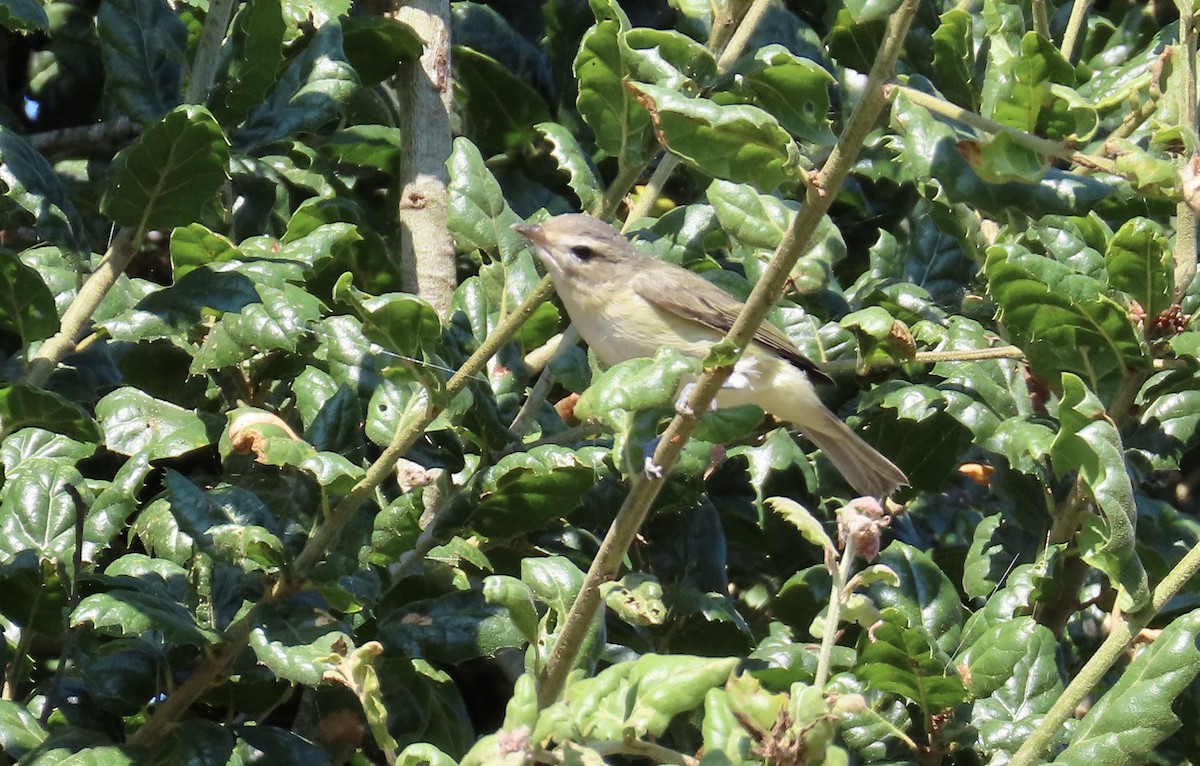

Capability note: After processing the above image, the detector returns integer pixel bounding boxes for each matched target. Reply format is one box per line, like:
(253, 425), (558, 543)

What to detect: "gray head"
(513, 214), (645, 286)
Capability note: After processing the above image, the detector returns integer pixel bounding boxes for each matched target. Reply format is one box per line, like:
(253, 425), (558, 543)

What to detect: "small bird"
(514, 213), (908, 497)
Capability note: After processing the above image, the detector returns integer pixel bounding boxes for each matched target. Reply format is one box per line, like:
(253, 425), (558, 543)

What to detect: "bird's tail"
(801, 407), (908, 498)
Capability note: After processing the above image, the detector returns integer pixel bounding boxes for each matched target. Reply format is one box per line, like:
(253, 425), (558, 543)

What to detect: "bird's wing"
(632, 270), (834, 386)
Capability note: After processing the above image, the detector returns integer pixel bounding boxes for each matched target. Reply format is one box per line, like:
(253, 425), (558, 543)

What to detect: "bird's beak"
(512, 222), (548, 249)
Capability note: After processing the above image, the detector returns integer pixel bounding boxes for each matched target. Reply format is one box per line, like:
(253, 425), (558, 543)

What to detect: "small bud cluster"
(1149, 304), (1188, 339)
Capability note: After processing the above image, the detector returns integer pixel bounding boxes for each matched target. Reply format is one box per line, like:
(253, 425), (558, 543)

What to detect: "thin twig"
(814, 533), (857, 689)
(894, 85), (1119, 175)
(1175, 1), (1198, 297)
(1060, 0), (1094, 64)
(185, 0), (237, 104)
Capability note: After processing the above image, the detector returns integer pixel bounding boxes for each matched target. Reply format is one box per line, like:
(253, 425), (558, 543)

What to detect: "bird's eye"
(569, 244), (595, 260)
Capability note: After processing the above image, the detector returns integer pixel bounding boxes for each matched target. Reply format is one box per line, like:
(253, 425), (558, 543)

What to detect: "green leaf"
(0, 700), (46, 760)
(164, 470), (284, 569)
(192, 282), (324, 371)
(868, 541), (966, 656)
(248, 601), (354, 686)
(96, 388), (215, 459)
(96, 0), (186, 122)
(72, 588), (216, 645)
(982, 32), (1075, 136)
(379, 591), (525, 663)
(455, 46), (551, 156)
(537, 654), (736, 742)
(101, 266), (260, 344)
(1056, 609), (1200, 766)
(0, 384), (99, 443)
(721, 44), (835, 145)
(482, 575), (539, 643)
(101, 106), (231, 230)
(332, 273), (442, 359)
(0, 127), (88, 255)
(446, 137), (526, 261)
(342, 15), (420, 86)
(985, 242), (1147, 403)
(471, 445), (608, 538)
(236, 21), (360, 149)
(522, 555), (586, 617)
(627, 82), (801, 191)
(534, 122), (602, 212)
(856, 608), (968, 714)
(1050, 373), (1149, 610)
(0, 0), (48, 32)
(169, 224), (241, 278)
(574, 0), (653, 164)
(1104, 217), (1172, 319)
(930, 9), (976, 111)
(0, 459), (85, 560)
(956, 617), (1064, 760)
(215, 0), (286, 122)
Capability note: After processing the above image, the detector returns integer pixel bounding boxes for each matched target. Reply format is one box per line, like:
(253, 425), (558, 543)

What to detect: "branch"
(185, 0), (237, 104)
(534, 0), (920, 708)
(23, 229), (140, 387)
(1175, 1), (1198, 298)
(394, 0), (457, 317)
(1060, 0), (1094, 64)
(1009, 536), (1200, 766)
(894, 85), (1119, 175)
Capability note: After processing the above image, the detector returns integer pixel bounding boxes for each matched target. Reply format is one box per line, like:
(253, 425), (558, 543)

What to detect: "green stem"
(1175, 0), (1198, 298)
(894, 85), (1119, 175)
(185, 0), (237, 104)
(1009, 537), (1200, 766)
(533, 0), (920, 708)
(1060, 0), (1094, 64)
(593, 160), (645, 220)
(814, 534), (857, 689)
(1031, 0), (1050, 40)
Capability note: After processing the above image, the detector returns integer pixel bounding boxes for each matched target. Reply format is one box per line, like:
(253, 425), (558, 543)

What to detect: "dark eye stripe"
(569, 244), (595, 260)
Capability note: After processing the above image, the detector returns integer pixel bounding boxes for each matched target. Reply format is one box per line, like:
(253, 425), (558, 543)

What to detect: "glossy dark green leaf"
(85, 455), (153, 562)
(446, 137), (526, 261)
(625, 26), (716, 91)
(101, 266), (259, 344)
(471, 445), (607, 538)
(101, 106), (230, 230)
(333, 273), (441, 359)
(72, 587), (217, 645)
(892, 89), (1117, 217)
(455, 46), (551, 157)
(0, 0), (48, 32)
(1104, 217), (1172, 319)
(1056, 609), (1200, 766)
(192, 282), (323, 371)
(96, 0), (186, 123)
(856, 607), (967, 713)
(0, 700), (45, 760)
(0, 384), (99, 442)
(96, 388), (214, 459)
(215, 0), (285, 122)
(236, 21), (359, 149)
(0, 458), (84, 560)
(1050, 373), (1149, 610)
(956, 616), (1063, 760)
(985, 242), (1146, 403)
(535, 122), (602, 212)
(867, 541), (966, 656)
(379, 591), (524, 663)
(0, 128), (88, 255)
(574, 0), (652, 165)
(983, 32), (1075, 137)
(628, 82), (801, 191)
(248, 601), (354, 686)
(721, 44), (835, 145)
(164, 470), (283, 569)
(342, 15), (420, 85)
